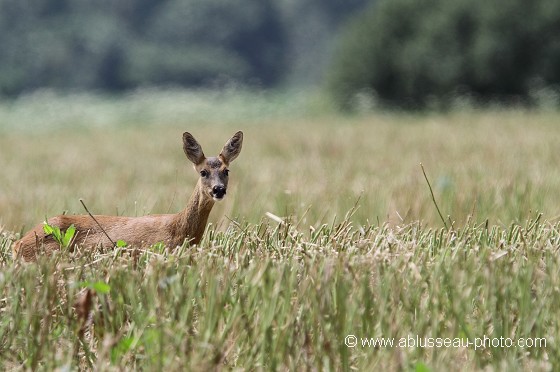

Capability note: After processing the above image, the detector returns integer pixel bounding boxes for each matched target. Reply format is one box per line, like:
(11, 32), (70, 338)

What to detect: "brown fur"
(13, 131), (243, 262)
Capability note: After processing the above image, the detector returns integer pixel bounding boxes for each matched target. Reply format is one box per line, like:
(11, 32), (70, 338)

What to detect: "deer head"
(183, 131), (243, 201)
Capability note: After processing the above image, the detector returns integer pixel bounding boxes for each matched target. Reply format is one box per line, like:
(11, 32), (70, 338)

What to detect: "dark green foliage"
(328, 0), (560, 109)
(0, 0), (286, 95)
(129, 0), (286, 87)
(0, 0), (369, 96)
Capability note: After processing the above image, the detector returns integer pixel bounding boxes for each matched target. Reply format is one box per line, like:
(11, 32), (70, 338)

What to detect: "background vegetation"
(0, 0), (367, 95)
(328, 0), (560, 109)
(3, 0), (559, 110)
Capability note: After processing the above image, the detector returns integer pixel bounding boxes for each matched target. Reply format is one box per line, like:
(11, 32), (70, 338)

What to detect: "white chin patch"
(213, 196), (225, 201)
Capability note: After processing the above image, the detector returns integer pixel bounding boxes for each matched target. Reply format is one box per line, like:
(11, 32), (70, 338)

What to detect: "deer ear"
(219, 131), (243, 164)
(183, 132), (205, 165)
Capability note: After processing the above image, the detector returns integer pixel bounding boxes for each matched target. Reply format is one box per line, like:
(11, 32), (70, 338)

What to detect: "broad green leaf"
(92, 281), (111, 294)
(44, 222), (62, 244)
(78, 280), (111, 294)
(62, 224), (76, 247)
(43, 222), (55, 235)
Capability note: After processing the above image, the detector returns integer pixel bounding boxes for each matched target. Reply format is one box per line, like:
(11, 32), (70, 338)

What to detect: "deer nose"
(212, 185), (226, 199)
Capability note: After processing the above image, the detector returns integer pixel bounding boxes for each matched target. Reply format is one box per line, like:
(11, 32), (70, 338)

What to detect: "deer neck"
(171, 179), (215, 246)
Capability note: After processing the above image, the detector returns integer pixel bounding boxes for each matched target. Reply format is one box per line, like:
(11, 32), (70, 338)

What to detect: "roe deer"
(13, 131), (243, 262)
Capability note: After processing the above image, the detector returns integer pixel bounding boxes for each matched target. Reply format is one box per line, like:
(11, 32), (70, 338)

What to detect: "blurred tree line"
(3, 0), (558, 110)
(329, 0), (560, 109)
(0, 0), (367, 96)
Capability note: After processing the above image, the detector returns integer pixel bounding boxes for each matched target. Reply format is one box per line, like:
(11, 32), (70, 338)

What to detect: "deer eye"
(223, 169), (230, 176)
(200, 170), (209, 178)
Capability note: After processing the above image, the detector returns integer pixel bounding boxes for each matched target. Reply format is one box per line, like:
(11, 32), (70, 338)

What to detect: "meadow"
(0, 90), (559, 370)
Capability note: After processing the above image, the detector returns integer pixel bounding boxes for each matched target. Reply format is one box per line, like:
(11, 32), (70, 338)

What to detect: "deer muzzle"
(212, 185), (226, 200)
